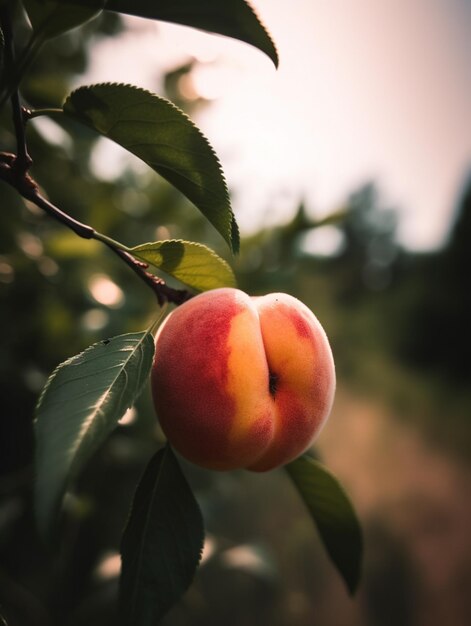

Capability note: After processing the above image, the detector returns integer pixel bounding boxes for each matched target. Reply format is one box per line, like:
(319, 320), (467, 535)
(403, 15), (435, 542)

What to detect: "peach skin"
(151, 288), (335, 471)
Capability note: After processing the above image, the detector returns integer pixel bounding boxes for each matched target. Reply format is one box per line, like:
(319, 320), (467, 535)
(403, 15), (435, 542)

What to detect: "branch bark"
(0, 153), (193, 305)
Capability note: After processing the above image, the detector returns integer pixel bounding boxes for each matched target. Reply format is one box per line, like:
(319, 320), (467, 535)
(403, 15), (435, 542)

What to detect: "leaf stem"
(26, 107), (63, 120)
(94, 231), (129, 251)
(149, 302), (168, 335)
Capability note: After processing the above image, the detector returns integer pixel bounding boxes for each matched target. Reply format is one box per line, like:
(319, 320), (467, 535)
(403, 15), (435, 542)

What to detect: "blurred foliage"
(237, 181), (471, 458)
(0, 6), (470, 626)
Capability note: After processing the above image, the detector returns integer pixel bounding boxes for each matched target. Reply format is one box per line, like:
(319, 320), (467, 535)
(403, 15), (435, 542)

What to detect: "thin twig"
(24, 184), (96, 240)
(11, 94), (32, 171)
(0, 154), (192, 304)
(0, 5), (32, 172)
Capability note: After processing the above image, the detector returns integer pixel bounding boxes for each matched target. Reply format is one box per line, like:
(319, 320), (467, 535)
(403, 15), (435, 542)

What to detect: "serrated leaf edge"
(131, 238), (227, 254)
(244, 0), (279, 67)
(63, 83), (239, 252)
(130, 238), (235, 275)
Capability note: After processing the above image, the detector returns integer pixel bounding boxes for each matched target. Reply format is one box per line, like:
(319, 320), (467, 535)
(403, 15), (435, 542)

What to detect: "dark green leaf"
(120, 446), (204, 625)
(0, 27), (4, 72)
(63, 84), (238, 252)
(35, 331), (155, 537)
(286, 455), (363, 594)
(63, 0), (278, 67)
(23, 0), (103, 39)
(129, 239), (236, 292)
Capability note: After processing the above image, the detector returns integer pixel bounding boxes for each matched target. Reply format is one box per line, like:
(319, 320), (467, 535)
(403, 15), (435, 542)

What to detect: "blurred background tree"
(0, 5), (470, 626)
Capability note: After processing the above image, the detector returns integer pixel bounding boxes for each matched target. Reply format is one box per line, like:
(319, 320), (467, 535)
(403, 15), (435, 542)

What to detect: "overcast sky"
(81, 0), (471, 250)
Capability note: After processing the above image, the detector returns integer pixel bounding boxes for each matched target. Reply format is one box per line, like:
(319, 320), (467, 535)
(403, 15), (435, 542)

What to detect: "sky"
(78, 0), (471, 251)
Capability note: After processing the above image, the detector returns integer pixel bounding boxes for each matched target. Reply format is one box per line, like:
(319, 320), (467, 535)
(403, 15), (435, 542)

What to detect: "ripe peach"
(151, 288), (335, 471)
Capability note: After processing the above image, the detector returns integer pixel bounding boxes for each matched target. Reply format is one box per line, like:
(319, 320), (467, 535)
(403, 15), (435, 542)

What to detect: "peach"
(151, 288), (335, 471)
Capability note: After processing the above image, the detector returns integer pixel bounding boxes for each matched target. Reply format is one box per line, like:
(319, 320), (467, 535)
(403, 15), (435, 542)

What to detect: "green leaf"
(285, 455), (363, 594)
(0, 27), (4, 73)
(120, 446), (204, 625)
(34, 331), (155, 537)
(63, 83), (239, 252)
(129, 239), (236, 292)
(63, 0), (278, 67)
(23, 0), (103, 40)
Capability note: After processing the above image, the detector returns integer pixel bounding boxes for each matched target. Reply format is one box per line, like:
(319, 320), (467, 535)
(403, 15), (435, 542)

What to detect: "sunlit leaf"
(35, 331), (155, 537)
(286, 455), (363, 594)
(129, 239), (236, 292)
(63, 84), (238, 252)
(120, 446), (204, 625)
(63, 0), (278, 67)
(23, 0), (103, 39)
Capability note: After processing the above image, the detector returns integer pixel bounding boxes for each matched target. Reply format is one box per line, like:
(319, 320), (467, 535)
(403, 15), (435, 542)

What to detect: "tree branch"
(0, 153), (192, 305)
(0, 8), (192, 306)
